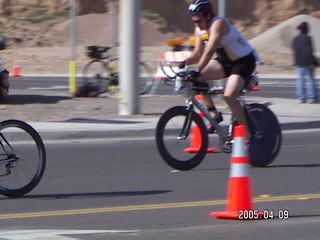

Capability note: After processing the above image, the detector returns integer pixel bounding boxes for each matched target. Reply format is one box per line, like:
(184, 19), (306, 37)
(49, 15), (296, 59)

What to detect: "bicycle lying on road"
(0, 120), (46, 197)
(77, 45), (154, 97)
(155, 62), (282, 171)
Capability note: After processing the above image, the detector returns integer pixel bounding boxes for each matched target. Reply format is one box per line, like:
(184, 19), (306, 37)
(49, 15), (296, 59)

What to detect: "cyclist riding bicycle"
(182, 0), (258, 137)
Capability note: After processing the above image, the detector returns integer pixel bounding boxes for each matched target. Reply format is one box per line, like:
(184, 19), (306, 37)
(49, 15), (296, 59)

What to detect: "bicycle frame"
(159, 61), (264, 143)
(191, 95), (231, 140)
(180, 90), (273, 155)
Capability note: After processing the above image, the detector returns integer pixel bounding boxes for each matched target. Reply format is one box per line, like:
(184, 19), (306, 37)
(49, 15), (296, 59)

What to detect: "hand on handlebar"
(184, 69), (201, 82)
(178, 60), (187, 69)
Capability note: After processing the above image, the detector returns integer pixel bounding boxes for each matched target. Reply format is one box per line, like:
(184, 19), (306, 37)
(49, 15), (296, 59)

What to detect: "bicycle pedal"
(207, 126), (216, 134)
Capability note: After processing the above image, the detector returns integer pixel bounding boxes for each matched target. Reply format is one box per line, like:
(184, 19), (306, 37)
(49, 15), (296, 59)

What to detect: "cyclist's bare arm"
(197, 18), (228, 71)
(185, 29), (205, 65)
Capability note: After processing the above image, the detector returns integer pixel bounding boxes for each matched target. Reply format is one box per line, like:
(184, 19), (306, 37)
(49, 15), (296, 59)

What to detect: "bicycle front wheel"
(156, 106), (208, 171)
(0, 120), (46, 197)
(245, 104), (282, 167)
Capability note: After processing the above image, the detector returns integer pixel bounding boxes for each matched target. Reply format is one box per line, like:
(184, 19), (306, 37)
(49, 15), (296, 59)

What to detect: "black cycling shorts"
(216, 52), (256, 83)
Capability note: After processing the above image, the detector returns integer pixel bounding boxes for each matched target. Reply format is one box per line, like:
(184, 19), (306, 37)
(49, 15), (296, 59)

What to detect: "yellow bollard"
(69, 61), (77, 93)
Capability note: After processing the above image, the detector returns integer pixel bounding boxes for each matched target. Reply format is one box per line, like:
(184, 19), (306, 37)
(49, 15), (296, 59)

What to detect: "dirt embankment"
(0, 0), (319, 74)
(1, 0), (320, 48)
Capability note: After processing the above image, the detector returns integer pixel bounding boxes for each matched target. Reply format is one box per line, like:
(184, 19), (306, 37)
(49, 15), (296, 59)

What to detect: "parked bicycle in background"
(75, 45), (154, 97)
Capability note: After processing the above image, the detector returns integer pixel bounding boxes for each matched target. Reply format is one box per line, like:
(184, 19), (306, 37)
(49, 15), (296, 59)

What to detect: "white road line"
(0, 229), (141, 240)
(28, 86), (68, 90)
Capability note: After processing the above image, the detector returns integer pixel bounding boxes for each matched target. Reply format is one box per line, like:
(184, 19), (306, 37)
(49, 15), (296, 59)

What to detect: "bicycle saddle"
(87, 45), (112, 59)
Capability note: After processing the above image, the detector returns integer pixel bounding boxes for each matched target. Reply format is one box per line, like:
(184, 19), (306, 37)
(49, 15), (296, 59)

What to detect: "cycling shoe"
(207, 112), (223, 133)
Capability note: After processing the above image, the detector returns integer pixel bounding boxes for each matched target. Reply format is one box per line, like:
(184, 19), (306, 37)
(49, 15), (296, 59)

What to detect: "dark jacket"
(292, 33), (315, 67)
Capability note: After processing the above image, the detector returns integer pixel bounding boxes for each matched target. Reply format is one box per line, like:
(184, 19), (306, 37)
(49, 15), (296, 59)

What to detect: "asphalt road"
(10, 76), (70, 92)
(0, 129), (320, 239)
(9, 75), (304, 99)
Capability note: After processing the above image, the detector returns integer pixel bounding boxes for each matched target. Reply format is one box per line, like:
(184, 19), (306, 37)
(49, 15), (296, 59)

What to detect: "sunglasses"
(193, 18), (203, 23)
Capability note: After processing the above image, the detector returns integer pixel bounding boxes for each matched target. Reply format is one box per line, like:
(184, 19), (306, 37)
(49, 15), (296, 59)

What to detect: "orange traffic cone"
(252, 85), (261, 91)
(184, 125), (216, 153)
(184, 94), (216, 153)
(210, 125), (263, 219)
(250, 75), (260, 91)
(11, 58), (21, 77)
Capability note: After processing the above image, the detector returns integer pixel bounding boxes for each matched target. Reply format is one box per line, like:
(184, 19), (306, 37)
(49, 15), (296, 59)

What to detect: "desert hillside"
(1, 0), (320, 47)
(0, 0), (319, 74)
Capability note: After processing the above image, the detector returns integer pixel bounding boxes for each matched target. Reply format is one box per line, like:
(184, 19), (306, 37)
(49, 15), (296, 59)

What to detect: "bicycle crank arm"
(209, 119), (230, 140)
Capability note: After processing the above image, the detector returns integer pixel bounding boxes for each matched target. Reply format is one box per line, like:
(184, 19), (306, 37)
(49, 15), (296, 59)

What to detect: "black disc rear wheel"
(245, 104), (282, 167)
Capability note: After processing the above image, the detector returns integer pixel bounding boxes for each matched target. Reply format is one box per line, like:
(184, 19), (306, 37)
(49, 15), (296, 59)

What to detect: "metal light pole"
(119, 0), (141, 115)
(218, 0), (226, 17)
(216, 0), (226, 93)
(109, 0), (117, 55)
(69, 0), (77, 93)
(105, 0), (118, 56)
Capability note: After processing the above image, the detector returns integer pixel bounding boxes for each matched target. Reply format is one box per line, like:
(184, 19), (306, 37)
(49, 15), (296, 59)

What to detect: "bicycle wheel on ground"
(82, 59), (110, 95)
(245, 104), (282, 167)
(139, 62), (154, 95)
(156, 106), (208, 171)
(0, 120), (46, 197)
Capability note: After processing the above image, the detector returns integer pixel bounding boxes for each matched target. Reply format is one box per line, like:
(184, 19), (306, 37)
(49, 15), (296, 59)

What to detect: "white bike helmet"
(188, 0), (213, 15)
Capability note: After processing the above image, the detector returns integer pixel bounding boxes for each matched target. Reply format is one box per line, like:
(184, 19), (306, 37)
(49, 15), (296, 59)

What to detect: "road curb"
(38, 121), (320, 141)
(38, 128), (156, 141)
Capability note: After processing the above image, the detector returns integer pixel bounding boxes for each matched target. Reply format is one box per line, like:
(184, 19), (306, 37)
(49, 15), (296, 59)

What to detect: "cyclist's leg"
(200, 59), (226, 80)
(224, 54), (256, 137)
(199, 59), (226, 118)
(224, 74), (248, 131)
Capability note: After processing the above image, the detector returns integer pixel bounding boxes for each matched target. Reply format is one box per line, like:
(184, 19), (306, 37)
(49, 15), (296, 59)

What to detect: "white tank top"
(198, 16), (254, 61)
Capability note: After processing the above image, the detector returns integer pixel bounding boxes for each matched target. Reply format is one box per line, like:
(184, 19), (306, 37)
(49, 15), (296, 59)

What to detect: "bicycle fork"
(177, 108), (193, 140)
(0, 133), (20, 176)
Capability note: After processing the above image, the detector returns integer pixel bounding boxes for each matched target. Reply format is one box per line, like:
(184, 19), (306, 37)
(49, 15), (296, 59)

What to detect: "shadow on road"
(0, 94), (71, 105)
(267, 163), (320, 168)
(281, 121), (320, 130)
(1, 190), (172, 200)
(65, 118), (146, 124)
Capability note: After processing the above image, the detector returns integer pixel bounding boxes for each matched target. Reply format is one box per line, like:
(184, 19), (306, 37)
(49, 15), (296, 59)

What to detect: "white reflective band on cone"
(231, 137), (247, 158)
(230, 163), (249, 177)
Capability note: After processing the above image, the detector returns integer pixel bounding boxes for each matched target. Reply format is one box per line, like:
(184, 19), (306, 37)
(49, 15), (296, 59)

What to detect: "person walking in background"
(292, 22), (319, 104)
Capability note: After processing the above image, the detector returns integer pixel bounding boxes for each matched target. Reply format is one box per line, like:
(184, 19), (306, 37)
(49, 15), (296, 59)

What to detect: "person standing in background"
(292, 22), (319, 104)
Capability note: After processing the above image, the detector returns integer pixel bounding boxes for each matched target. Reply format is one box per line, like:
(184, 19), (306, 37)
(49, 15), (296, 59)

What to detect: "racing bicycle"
(0, 120), (46, 197)
(155, 63), (282, 170)
(79, 45), (154, 97)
